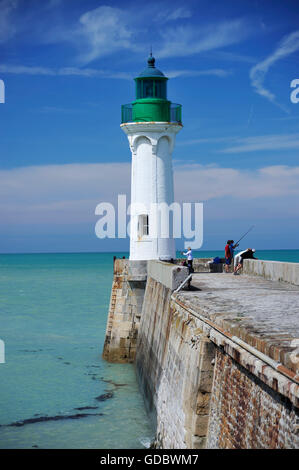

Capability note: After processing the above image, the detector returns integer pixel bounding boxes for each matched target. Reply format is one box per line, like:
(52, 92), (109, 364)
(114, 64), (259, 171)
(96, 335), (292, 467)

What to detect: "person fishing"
(234, 248), (258, 275)
(181, 247), (193, 289)
(224, 240), (239, 273)
(228, 225), (255, 274)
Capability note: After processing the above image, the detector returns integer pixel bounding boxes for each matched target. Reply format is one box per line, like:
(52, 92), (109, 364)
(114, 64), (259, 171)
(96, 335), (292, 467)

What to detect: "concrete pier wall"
(147, 260), (189, 290)
(243, 259), (299, 286)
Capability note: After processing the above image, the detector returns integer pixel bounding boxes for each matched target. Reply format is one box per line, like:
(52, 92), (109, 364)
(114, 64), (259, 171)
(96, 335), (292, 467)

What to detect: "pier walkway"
(177, 270), (299, 376)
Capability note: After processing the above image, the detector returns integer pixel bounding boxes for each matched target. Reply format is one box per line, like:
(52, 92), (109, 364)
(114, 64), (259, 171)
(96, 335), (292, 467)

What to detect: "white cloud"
(58, 67), (132, 80)
(157, 18), (252, 58)
(211, 50), (256, 64)
(0, 64), (132, 79)
(38, 7), (253, 64)
(0, 0), (18, 43)
(250, 30), (299, 109)
(166, 68), (232, 79)
(0, 162), (130, 202)
(0, 3), (256, 75)
(157, 7), (192, 23)
(0, 63), (229, 81)
(0, 64), (55, 75)
(45, 0), (62, 9)
(1, 163), (299, 228)
(173, 163), (299, 202)
(166, 7), (192, 21)
(0, 163), (131, 229)
(74, 6), (136, 63)
(177, 136), (235, 146)
(39, 5), (139, 64)
(220, 133), (299, 153)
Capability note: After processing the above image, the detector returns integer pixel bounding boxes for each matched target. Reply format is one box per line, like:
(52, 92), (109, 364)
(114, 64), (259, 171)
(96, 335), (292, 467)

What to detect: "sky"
(0, 0), (299, 253)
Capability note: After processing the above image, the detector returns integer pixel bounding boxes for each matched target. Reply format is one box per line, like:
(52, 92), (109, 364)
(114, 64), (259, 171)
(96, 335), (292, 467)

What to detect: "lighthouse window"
(155, 80), (166, 99)
(136, 80), (142, 99)
(143, 80), (154, 98)
(138, 214), (149, 237)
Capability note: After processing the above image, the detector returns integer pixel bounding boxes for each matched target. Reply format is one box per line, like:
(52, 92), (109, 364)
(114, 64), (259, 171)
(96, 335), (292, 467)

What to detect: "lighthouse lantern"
(132, 54), (170, 122)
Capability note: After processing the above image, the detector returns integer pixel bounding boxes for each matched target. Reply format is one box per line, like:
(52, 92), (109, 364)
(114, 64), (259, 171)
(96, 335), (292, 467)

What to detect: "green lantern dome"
(138, 54), (166, 78)
(121, 54), (182, 124)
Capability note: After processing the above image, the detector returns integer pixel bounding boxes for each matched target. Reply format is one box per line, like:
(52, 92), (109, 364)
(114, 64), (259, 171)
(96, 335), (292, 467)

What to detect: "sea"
(0, 249), (298, 449)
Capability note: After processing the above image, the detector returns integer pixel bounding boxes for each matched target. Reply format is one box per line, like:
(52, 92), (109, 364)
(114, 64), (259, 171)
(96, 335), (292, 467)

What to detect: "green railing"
(170, 103), (182, 124)
(121, 103), (133, 124)
(121, 103), (182, 124)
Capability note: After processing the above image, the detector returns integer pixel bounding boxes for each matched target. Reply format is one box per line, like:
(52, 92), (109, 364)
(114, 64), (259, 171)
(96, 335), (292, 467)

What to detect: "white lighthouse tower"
(121, 54), (182, 261)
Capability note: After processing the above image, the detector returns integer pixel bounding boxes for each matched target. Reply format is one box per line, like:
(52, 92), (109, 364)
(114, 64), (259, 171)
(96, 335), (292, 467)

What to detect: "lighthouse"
(121, 54), (182, 261)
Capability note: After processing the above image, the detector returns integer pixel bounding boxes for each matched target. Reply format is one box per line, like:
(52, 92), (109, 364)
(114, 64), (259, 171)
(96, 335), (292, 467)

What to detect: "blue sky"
(1, 0), (299, 253)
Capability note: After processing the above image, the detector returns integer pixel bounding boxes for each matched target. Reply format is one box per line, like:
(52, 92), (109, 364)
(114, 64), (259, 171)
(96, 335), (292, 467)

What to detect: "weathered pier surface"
(103, 258), (299, 449)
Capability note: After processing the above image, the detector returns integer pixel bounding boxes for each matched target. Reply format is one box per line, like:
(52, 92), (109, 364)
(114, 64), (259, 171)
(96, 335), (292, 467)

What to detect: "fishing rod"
(235, 225), (255, 246)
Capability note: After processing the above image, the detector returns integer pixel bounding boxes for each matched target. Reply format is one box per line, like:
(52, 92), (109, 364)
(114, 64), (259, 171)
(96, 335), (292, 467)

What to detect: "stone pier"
(102, 258), (299, 448)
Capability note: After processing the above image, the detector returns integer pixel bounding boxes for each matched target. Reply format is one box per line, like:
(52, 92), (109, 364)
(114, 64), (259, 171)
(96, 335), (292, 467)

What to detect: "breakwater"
(102, 258), (299, 449)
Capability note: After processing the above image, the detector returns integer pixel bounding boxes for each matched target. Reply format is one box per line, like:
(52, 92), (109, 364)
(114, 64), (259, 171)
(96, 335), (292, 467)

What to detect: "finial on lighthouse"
(148, 47), (155, 68)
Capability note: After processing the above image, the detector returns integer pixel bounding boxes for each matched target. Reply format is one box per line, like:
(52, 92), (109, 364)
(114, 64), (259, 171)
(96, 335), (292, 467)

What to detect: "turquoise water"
(0, 252), (153, 449)
(0, 250), (298, 449)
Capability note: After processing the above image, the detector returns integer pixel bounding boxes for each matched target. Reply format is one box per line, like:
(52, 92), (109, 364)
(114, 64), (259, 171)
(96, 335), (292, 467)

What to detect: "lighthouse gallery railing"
(121, 103), (182, 124)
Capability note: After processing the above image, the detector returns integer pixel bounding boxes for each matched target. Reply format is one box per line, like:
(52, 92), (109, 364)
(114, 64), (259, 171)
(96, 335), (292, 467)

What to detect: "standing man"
(224, 240), (239, 273)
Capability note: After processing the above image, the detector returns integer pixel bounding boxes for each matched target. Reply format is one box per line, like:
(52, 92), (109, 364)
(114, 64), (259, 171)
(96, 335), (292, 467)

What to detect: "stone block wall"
(102, 259), (146, 363)
(136, 277), (215, 448)
(206, 347), (299, 449)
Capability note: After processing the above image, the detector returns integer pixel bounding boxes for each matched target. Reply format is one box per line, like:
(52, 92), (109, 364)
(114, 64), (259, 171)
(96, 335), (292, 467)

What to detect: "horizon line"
(1, 248), (299, 255)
